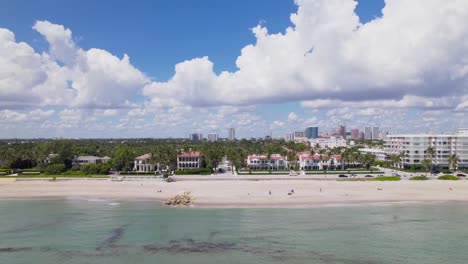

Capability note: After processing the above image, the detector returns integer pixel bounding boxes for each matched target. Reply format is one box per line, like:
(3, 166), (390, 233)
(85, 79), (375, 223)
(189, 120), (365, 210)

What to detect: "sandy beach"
(1, 178), (468, 207)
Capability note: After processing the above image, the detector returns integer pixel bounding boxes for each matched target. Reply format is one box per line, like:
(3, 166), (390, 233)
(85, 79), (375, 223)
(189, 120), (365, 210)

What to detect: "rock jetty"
(165, 191), (193, 206)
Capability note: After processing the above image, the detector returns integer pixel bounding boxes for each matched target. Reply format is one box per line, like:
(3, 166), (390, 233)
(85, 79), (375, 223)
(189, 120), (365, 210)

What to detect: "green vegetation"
(375, 176), (401, 181)
(175, 168), (212, 175)
(409, 176), (430, 181)
(45, 163), (66, 175)
(438, 175), (460, 180)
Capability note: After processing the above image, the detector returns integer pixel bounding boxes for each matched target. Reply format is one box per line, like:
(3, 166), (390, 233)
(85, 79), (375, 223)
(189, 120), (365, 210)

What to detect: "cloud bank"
(0, 0), (467, 138)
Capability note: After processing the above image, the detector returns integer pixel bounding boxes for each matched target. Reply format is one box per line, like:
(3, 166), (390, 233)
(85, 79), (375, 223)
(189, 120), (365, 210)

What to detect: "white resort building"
(133, 153), (159, 172)
(385, 128), (468, 169)
(177, 150), (204, 170)
(309, 136), (347, 149)
(247, 154), (288, 170)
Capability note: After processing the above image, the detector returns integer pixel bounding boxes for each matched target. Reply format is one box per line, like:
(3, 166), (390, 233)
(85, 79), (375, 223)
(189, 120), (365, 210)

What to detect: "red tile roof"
(178, 151), (202, 157)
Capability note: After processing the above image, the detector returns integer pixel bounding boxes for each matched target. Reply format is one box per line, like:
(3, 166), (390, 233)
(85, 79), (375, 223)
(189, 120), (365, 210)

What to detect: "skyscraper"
(338, 125), (346, 139)
(304, 127), (319, 139)
(351, 129), (360, 139)
(372, 127), (380, 139)
(365, 127), (372, 139)
(189, 133), (203, 141)
(228, 128), (235, 140)
(207, 133), (218, 142)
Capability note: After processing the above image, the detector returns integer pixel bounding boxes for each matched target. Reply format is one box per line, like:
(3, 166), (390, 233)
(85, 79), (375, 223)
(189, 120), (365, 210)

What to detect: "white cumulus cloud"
(144, 0), (468, 107)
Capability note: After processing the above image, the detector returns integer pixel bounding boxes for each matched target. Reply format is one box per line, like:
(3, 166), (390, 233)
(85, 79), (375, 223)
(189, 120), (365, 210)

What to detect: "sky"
(0, 0), (467, 139)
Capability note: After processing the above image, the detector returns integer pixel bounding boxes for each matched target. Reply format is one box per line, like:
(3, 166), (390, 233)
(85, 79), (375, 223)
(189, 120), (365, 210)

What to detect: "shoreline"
(1, 179), (468, 208)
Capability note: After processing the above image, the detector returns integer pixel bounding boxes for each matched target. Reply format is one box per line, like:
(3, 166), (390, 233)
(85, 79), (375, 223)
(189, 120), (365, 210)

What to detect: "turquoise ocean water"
(1, 199), (467, 264)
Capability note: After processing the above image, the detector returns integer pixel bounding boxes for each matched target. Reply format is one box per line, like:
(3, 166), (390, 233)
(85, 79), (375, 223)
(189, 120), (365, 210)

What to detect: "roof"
(247, 154), (286, 160)
(75, 156), (101, 161)
(300, 154), (342, 161)
(296, 151), (311, 157)
(178, 151), (202, 157)
(135, 153), (151, 160)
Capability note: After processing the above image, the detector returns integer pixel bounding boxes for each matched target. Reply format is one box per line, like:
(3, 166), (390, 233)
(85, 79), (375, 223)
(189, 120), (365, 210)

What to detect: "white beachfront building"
(177, 150), (204, 170)
(385, 128), (468, 169)
(247, 154), (288, 170)
(133, 153), (159, 172)
(297, 151), (344, 170)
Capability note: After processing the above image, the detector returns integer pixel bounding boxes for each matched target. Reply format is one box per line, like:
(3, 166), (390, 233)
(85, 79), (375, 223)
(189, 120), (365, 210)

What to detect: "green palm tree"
(421, 158), (432, 177)
(448, 154), (459, 171)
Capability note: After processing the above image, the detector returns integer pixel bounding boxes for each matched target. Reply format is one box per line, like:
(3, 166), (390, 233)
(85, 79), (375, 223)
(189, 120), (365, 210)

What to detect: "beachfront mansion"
(385, 128), (468, 169)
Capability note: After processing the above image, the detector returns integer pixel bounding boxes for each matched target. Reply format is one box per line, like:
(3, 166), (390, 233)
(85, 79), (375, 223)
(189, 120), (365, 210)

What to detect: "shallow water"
(0, 199), (467, 264)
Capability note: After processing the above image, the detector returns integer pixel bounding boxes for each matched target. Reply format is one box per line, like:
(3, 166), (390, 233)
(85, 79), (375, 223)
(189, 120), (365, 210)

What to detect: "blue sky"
(0, 0), (466, 138)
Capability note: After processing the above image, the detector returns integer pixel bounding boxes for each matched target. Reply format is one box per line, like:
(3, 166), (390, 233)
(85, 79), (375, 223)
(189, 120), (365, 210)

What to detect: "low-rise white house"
(133, 153), (159, 172)
(72, 156), (111, 166)
(297, 151), (344, 170)
(247, 154), (288, 170)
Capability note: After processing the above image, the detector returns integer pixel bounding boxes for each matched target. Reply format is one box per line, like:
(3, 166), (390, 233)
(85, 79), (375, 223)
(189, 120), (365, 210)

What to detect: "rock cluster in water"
(165, 191), (192, 206)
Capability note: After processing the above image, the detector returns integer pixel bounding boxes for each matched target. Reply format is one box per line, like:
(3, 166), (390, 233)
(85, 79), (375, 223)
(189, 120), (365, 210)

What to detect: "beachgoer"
(269, 190), (272, 195)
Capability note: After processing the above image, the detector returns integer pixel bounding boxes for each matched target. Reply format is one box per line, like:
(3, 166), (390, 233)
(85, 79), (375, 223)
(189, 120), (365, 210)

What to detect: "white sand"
(1, 179), (468, 207)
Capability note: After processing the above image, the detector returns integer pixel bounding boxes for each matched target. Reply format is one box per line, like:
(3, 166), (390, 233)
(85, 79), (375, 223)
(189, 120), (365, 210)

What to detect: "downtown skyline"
(1, 0), (467, 139)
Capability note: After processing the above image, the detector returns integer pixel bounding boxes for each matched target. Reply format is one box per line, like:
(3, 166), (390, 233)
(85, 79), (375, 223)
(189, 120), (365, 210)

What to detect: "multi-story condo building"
(372, 127), (380, 139)
(365, 127), (372, 140)
(207, 133), (219, 142)
(228, 128), (236, 140)
(305, 127), (319, 139)
(177, 150), (204, 170)
(350, 129), (360, 140)
(337, 125), (346, 139)
(385, 129), (468, 169)
(309, 136), (347, 149)
(297, 151), (344, 170)
(189, 133), (203, 141)
(247, 154), (288, 170)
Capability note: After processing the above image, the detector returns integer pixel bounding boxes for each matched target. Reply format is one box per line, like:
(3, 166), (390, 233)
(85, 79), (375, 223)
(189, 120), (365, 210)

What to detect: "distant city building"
(286, 131), (307, 142)
(365, 127), (372, 139)
(207, 133), (219, 142)
(309, 136), (347, 149)
(319, 131), (331, 138)
(177, 150), (204, 170)
(359, 131), (365, 140)
(228, 128), (236, 140)
(385, 129), (468, 169)
(337, 125), (346, 139)
(351, 129), (360, 140)
(294, 131), (305, 138)
(189, 133), (203, 141)
(304, 127), (319, 139)
(372, 127), (380, 139)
